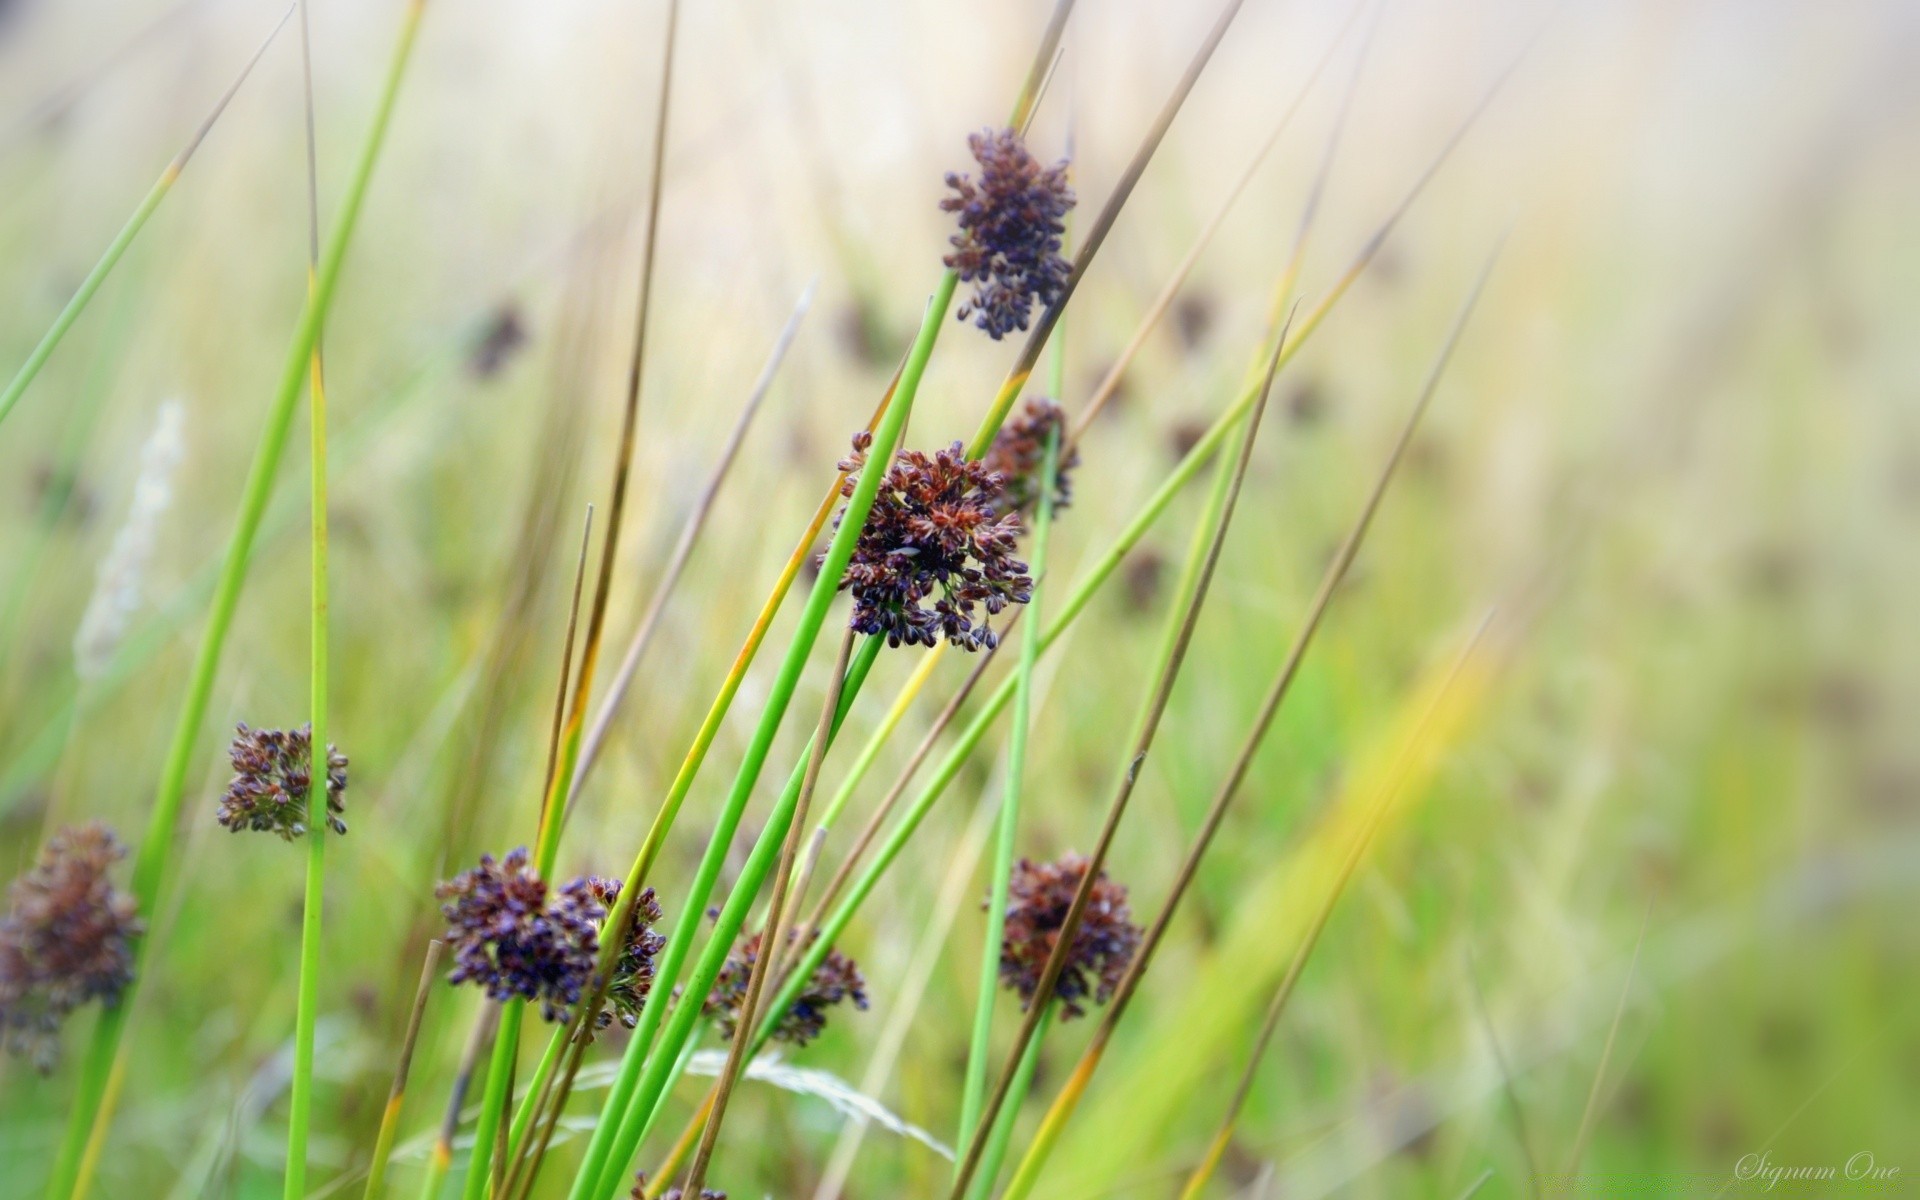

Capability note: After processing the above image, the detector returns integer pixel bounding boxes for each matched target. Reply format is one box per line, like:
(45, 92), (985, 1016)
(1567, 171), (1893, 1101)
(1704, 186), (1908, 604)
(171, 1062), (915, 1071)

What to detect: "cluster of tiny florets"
(983, 397), (1079, 516)
(832, 435), (1032, 651)
(594, 881), (667, 1031)
(216, 723), (347, 840)
(437, 849), (608, 1023)
(0, 823), (143, 1073)
(702, 928), (868, 1047)
(942, 127), (1075, 339)
(999, 853), (1141, 1021)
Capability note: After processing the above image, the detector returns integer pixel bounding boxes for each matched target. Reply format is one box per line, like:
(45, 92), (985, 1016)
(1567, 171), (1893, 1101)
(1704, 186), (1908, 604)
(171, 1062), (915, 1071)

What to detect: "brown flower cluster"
(833, 435), (1032, 651)
(702, 928), (868, 1047)
(942, 127), (1076, 339)
(216, 723), (348, 840)
(0, 823), (143, 1072)
(999, 853), (1141, 1021)
(983, 396), (1079, 516)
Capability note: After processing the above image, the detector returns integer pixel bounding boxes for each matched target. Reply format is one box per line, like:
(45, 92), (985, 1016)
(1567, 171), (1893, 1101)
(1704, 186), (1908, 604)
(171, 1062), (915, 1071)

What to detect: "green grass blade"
(958, 421), (1060, 1154)
(0, 3), (292, 433)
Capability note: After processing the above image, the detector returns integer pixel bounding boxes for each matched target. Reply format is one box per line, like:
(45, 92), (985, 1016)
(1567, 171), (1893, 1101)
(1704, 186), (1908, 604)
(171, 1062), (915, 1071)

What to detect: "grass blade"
(957, 422), (1062, 1154)
(0, 2), (294, 433)
(288, 0), (332, 1189)
(362, 940), (447, 1200)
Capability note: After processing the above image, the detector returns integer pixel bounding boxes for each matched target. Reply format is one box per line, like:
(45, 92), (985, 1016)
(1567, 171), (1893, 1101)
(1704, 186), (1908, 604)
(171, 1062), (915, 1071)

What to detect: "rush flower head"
(0, 823), (143, 1073)
(983, 396), (1079, 516)
(999, 852), (1141, 1021)
(216, 722), (348, 840)
(942, 127), (1075, 339)
(589, 880), (668, 1030)
(701, 928), (868, 1047)
(832, 436), (1033, 651)
(436, 849), (608, 1024)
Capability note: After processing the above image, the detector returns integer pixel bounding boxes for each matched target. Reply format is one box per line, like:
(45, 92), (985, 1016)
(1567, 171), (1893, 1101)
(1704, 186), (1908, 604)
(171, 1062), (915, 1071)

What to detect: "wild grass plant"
(0, 1), (1914, 1199)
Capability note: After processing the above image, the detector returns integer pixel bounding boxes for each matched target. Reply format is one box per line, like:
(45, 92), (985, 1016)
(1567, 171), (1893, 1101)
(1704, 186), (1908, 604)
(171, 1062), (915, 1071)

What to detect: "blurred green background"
(0, 0), (1916, 1195)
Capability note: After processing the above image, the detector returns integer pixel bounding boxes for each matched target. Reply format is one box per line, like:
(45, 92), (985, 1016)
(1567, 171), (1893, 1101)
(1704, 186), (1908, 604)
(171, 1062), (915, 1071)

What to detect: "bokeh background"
(1, 0), (1917, 1195)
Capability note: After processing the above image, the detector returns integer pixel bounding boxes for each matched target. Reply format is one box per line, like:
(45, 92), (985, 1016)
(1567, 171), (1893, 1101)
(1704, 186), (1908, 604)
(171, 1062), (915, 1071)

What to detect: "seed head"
(590, 880), (668, 1031)
(942, 127), (1075, 339)
(0, 823), (143, 1073)
(983, 397), (1079, 516)
(437, 849), (608, 1024)
(833, 437), (1032, 651)
(999, 853), (1141, 1021)
(216, 723), (348, 840)
(702, 928), (868, 1047)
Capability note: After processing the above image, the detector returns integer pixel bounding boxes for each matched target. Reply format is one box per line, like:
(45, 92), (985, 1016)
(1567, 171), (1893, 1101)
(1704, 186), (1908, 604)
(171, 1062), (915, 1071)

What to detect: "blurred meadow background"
(1, 0), (1918, 1196)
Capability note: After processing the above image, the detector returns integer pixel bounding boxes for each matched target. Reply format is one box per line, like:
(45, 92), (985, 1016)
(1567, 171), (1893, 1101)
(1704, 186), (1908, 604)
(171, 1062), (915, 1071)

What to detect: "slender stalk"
(1465, 950), (1541, 1200)
(966, 1005), (1052, 1200)
(681, 630), (858, 1195)
(947, 305), (1291, 1200)
(567, 280), (818, 818)
(958, 425), (1060, 1152)
(1174, 620), (1496, 1200)
(809, 643), (946, 836)
(363, 941), (447, 1200)
(287, 1), (331, 1191)
(1562, 903), (1651, 1178)
(532, 0), (682, 879)
(46, 8), (429, 1197)
(1067, 0), (1365, 441)
(419, 1002), (499, 1200)
(996, 245), (1502, 1200)
(798, 626), (1002, 932)
(0, 2), (294, 433)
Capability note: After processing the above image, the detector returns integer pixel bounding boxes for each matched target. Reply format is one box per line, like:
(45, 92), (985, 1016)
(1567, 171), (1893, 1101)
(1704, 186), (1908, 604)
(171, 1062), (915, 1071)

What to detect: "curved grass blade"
(0, 2), (295, 433)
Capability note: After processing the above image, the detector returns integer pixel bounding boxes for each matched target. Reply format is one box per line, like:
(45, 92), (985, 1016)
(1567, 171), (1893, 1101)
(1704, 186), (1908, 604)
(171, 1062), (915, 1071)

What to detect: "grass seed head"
(590, 880), (668, 1030)
(941, 126), (1075, 339)
(1000, 852), (1141, 1021)
(436, 848), (611, 1024)
(832, 436), (1033, 651)
(701, 927), (868, 1047)
(983, 396), (1079, 516)
(216, 722), (348, 840)
(0, 822), (142, 1073)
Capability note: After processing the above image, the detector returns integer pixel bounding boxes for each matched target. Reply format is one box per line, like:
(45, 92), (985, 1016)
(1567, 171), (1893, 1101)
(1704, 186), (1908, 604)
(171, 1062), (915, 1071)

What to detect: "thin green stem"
(463, 1001), (525, 1200)
(362, 940), (445, 1200)
(958, 423), (1059, 1153)
(286, 0), (330, 1189)
(966, 1004), (1053, 1200)
(46, 7), (427, 1198)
